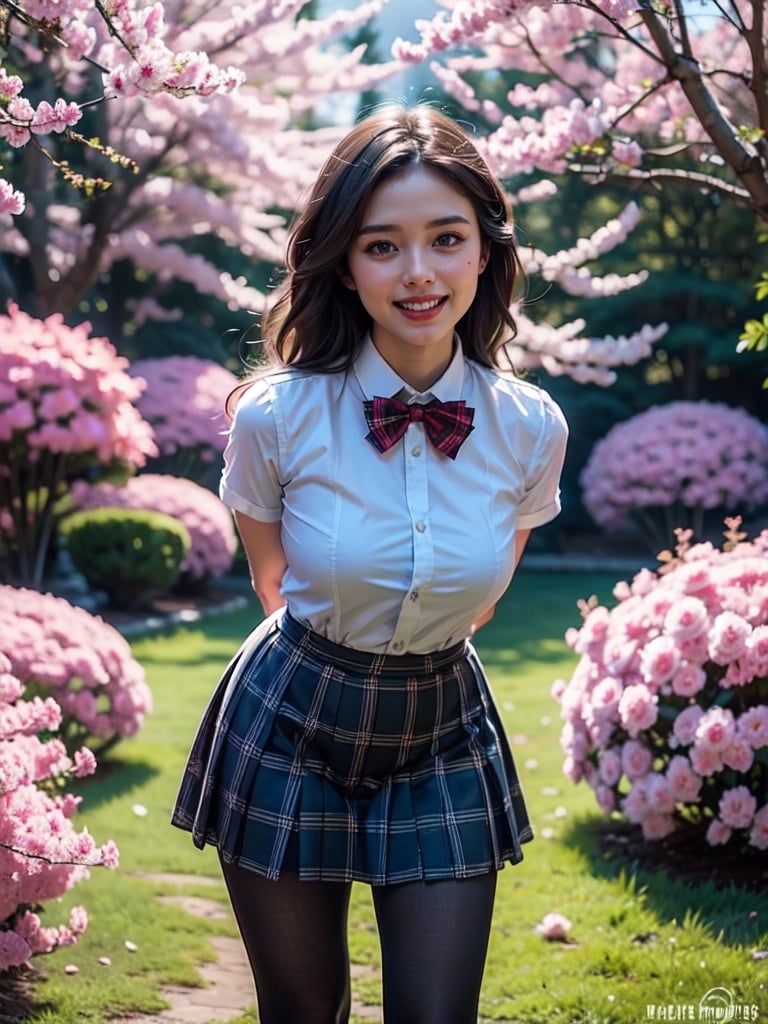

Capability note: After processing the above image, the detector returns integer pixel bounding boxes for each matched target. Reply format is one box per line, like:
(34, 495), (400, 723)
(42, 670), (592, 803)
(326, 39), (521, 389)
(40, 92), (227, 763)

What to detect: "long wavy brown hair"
(230, 105), (522, 411)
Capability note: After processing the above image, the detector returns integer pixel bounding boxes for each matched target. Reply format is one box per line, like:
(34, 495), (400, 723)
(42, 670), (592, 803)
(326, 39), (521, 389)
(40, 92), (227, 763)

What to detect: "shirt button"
(411, 445), (423, 457)
(410, 590), (419, 601)
(393, 640), (405, 651)
(415, 520), (426, 533)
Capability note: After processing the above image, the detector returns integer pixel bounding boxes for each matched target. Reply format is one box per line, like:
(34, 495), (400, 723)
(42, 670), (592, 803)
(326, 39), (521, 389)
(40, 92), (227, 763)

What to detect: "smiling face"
(343, 165), (488, 390)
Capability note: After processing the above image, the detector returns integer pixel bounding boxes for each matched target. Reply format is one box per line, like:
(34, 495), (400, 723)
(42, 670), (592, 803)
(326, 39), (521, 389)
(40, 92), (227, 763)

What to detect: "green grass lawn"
(5, 571), (768, 1024)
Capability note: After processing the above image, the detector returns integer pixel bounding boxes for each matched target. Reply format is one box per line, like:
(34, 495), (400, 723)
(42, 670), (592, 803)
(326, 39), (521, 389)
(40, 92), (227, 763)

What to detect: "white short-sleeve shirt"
(220, 336), (568, 654)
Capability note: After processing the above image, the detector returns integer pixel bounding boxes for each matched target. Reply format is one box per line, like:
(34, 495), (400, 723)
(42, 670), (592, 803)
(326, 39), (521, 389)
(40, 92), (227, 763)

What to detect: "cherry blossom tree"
(0, 0), (400, 320)
(0, 0), (670, 386)
(18, 1), (765, 384)
(393, 1), (768, 222)
(391, 1), (767, 379)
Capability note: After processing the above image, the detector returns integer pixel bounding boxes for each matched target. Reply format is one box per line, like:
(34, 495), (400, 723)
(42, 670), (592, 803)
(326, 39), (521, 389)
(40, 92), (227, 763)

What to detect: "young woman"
(172, 104), (568, 1024)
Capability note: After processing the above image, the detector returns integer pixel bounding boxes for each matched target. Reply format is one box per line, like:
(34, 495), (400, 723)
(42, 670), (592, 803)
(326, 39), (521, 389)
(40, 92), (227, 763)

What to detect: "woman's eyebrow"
(357, 215), (472, 236)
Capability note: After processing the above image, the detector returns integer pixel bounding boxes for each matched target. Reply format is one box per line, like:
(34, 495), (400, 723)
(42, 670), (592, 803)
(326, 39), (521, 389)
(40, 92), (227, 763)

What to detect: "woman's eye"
(435, 232), (462, 247)
(366, 240), (396, 255)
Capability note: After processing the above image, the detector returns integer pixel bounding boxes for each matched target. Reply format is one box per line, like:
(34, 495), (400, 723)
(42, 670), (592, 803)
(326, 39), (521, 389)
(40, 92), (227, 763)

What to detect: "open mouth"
(394, 297), (448, 314)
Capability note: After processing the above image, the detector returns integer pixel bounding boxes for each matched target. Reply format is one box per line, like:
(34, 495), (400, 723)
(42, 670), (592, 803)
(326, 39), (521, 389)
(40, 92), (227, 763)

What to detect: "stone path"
(109, 873), (381, 1024)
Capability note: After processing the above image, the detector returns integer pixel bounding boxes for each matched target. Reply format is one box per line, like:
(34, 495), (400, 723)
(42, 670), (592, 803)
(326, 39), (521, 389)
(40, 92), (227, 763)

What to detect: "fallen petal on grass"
(534, 912), (573, 941)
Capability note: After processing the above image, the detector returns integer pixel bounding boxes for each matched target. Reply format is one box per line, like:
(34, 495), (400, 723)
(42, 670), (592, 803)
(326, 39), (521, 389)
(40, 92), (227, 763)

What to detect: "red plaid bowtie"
(363, 396), (475, 460)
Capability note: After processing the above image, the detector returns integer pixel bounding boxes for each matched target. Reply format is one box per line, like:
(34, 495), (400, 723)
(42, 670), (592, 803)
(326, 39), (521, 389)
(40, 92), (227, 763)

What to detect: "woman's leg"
(371, 872), (498, 1024)
(219, 857), (353, 1024)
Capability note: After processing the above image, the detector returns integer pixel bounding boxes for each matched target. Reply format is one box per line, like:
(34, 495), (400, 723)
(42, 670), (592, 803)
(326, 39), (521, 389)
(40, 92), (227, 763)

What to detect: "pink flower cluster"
(0, 0), (245, 217)
(554, 522), (768, 851)
(0, 649), (119, 971)
(0, 304), (157, 585)
(0, 585), (153, 748)
(101, 0), (245, 99)
(0, 68), (82, 149)
(0, 304), (156, 465)
(70, 474), (237, 583)
(580, 402), (768, 529)
(130, 356), (237, 460)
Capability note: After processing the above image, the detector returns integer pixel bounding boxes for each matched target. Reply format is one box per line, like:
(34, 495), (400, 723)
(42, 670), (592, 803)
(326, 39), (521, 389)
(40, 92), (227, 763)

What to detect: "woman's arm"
(234, 511), (288, 616)
(471, 528), (532, 632)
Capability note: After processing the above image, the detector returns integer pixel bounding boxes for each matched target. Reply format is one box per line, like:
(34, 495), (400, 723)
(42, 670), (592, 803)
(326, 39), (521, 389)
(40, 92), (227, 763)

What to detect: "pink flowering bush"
(0, 305), (157, 587)
(130, 357), (237, 488)
(0, 651), (119, 971)
(554, 520), (768, 853)
(70, 474), (237, 585)
(580, 402), (768, 546)
(0, 585), (152, 751)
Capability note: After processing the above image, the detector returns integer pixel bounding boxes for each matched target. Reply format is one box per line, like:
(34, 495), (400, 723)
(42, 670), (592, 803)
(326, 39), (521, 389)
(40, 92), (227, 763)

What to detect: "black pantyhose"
(220, 856), (497, 1024)
(220, 858), (352, 1024)
(371, 872), (497, 1024)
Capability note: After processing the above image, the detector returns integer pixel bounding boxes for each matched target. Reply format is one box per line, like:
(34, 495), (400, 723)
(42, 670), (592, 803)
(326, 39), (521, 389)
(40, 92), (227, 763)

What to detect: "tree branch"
(744, 1), (768, 141)
(640, 5), (768, 219)
(568, 161), (754, 207)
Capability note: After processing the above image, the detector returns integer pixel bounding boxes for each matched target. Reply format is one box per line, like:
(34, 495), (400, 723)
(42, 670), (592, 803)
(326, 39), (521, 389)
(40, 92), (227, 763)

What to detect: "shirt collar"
(353, 334), (466, 403)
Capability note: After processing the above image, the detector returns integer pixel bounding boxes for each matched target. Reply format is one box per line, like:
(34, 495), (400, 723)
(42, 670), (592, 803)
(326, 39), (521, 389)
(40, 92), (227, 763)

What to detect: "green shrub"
(60, 507), (191, 608)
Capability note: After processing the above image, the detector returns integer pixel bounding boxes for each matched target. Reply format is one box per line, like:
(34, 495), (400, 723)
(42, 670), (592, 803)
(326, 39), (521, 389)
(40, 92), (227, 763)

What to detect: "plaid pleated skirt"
(171, 609), (533, 884)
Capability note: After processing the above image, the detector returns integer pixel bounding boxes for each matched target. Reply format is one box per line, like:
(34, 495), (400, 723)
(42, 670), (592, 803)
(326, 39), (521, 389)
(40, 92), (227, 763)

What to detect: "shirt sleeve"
(516, 392), (569, 530)
(218, 380), (283, 522)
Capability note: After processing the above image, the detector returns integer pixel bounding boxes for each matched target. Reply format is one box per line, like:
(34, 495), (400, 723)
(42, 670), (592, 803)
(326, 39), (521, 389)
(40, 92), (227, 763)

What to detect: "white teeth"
(399, 298), (442, 311)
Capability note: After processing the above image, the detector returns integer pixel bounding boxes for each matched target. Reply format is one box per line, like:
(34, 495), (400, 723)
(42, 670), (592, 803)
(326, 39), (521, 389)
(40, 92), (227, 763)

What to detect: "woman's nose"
(402, 249), (435, 286)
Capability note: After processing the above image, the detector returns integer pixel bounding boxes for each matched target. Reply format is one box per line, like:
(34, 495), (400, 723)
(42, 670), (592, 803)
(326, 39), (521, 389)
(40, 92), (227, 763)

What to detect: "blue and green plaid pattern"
(172, 611), (532, 884)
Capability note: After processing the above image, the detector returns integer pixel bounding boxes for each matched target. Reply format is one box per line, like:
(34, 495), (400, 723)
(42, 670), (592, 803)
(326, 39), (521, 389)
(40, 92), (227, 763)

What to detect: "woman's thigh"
(220, 857), (353, 1024)
(371, 872), (498, 1024)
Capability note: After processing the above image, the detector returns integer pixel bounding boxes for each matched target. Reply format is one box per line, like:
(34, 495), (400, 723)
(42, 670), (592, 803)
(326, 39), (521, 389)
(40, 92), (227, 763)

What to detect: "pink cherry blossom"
(590, 677), (622, 718)
(736, 706), (768, 749)
(639, 636), (680, 690)
(717, 786), (757, 830)
(749, 805), (768, 851)
(705, 819), (732, 846)
(708, 611), (751, 665)
(617, 684), (658, 737)
(664, 597), (709, 643)
(720, 738), (754, 774)
(597, 749), (621, 787)
(621, 780), (651, 825)
(689, 745), (724, 778)
(665, 756), (702, 804)
(670, 663), (706, 698)
(620, 739), (652, 781)
(673, 705), (705, 747)
(694, 707), (736, 753)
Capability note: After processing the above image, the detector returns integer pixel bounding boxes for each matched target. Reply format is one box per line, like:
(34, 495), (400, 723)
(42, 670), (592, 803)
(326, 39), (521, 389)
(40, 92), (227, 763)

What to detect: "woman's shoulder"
(235, 365), (341, 408)
(468, 361), (565, 424)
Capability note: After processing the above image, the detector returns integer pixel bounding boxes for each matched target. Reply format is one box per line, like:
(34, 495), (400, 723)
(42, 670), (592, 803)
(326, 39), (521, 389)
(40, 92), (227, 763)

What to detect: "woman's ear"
(479, 243), (490, 274)
(338, 264), (357, 290)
